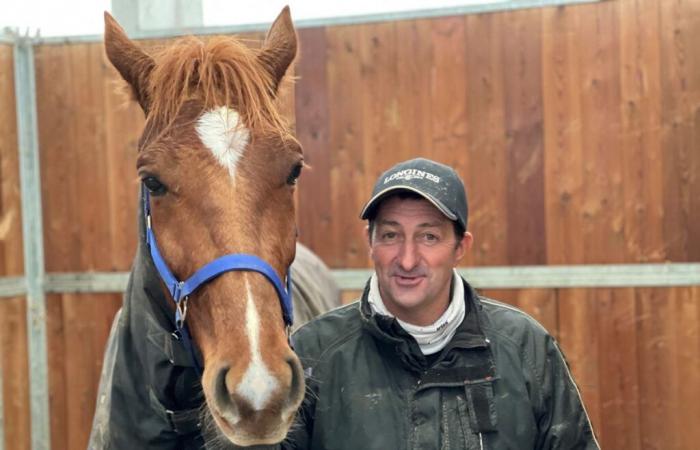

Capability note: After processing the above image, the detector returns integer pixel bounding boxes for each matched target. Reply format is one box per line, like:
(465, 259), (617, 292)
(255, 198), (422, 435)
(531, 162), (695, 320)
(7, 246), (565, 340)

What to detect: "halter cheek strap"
(143, 188), (294, 374)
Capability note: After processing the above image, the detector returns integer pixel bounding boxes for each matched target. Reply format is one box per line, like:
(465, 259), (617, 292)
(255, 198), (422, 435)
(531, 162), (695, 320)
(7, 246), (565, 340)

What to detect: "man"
(285, 158), (599, 450)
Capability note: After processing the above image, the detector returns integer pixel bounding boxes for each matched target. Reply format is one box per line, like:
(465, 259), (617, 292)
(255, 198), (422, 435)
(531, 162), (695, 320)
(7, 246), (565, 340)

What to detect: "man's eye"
(143, 176), (167, 196)
(382, 232), (397, 240)
(421, 233), (440, 245)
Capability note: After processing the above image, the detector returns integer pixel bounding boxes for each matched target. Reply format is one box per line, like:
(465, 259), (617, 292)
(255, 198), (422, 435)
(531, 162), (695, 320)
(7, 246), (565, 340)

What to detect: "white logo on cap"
(384, 169), (441, 184)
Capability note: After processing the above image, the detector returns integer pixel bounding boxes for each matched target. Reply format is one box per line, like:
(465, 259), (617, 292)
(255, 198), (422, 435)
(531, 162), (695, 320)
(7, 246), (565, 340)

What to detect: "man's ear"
(455, 231), (473, 262)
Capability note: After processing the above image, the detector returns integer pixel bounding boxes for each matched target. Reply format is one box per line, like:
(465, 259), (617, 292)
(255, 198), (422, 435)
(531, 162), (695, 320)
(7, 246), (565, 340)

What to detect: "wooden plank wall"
(32, 41), (136, 450)
(296, 0), (700, 268)
(293, 1), (700, 449)
(0, 43), (30, 450)
(0, 0), (698, 449)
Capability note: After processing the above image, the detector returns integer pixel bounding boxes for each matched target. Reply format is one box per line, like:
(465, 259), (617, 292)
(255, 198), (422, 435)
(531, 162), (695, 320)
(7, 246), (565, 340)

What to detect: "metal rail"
(0, 277), (26, 298)
(1, 263), (699, 299)
(335, 264), (700, 290)
(14, 36), (50, 450)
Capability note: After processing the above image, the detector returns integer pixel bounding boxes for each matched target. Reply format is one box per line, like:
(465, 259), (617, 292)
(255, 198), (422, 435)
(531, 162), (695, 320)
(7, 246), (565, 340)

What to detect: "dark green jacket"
(284, 279), (599, 450)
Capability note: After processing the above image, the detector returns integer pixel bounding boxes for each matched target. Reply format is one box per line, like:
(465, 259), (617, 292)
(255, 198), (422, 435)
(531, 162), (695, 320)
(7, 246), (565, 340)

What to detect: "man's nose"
(398, 240), (419, 271)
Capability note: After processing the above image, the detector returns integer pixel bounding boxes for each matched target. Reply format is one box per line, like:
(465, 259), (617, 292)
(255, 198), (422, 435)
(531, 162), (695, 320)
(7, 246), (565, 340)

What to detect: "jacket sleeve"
(535, 335), (600, 450)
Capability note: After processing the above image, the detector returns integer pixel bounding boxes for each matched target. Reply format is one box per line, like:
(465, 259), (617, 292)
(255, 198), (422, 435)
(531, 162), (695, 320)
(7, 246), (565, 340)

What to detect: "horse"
(88, 7), (340, 449)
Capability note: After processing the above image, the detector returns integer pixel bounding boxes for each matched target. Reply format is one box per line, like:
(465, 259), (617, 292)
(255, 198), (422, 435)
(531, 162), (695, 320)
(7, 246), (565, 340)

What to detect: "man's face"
(368, 196), (472, 325)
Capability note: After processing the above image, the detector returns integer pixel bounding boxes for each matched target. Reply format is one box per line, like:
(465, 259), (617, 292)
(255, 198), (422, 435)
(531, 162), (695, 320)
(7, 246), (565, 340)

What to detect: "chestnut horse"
(89, 7), (339, 449)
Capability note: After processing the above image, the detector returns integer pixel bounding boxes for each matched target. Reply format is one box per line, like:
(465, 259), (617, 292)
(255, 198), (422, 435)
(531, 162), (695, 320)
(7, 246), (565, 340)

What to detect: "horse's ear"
(103, 12), (154, 113)
(257, 6), (297, 95)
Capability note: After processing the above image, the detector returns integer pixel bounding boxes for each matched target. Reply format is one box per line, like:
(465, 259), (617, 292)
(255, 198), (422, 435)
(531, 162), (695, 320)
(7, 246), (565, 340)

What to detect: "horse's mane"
(147, 35), (289, 134)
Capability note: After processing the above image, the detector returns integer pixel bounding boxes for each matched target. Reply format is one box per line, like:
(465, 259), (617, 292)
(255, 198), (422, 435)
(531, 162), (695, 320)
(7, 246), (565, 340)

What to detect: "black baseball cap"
(360, 158), (468, 229)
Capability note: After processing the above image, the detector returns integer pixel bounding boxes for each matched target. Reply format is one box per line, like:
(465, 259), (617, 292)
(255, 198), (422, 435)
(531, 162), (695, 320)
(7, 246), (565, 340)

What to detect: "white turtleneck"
(368, 269), (465, 355)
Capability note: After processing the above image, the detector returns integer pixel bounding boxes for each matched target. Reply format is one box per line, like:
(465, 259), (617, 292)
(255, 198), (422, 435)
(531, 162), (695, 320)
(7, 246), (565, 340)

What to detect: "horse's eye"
(287, 163), (303, 185)
(143, 176), (167, 196)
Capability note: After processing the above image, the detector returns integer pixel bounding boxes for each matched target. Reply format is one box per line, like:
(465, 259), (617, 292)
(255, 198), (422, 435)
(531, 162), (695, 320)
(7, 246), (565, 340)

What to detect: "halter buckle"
(175, 296), (189, 329)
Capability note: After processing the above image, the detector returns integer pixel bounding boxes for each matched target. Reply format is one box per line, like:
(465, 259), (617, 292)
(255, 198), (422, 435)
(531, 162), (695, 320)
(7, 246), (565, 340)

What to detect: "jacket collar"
(359, 275), (490, 370)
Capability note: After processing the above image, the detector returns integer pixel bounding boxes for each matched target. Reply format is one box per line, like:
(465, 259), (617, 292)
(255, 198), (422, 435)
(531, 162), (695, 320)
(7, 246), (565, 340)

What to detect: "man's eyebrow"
(416, 221), (445, 228)
(376, 219), (399, 227)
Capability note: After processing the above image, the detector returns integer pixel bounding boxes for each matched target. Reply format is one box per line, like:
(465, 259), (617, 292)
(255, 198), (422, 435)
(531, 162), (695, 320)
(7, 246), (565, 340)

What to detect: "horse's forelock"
(146, 36), (290, 134)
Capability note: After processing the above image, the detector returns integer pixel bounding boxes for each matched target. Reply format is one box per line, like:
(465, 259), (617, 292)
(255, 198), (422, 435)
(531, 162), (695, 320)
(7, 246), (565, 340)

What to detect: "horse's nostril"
(286, 355), (304, 408)
(215, 366), (232, 409)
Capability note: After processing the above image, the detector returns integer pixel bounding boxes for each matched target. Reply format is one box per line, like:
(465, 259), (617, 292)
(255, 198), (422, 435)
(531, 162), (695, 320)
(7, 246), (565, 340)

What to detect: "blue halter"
(142, 187), (294, 374)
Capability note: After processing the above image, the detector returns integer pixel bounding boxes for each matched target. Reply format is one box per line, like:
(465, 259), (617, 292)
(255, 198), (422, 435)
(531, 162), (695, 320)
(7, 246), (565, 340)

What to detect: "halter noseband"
(142, 187), (294, 374)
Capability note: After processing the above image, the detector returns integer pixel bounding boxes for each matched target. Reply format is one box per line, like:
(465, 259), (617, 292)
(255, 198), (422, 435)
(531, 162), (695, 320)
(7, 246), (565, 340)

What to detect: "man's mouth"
(392, 275), (425, 287)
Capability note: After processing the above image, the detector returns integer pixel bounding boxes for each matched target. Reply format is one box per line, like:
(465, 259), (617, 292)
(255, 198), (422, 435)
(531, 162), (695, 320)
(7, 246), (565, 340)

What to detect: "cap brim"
(359, 185), (458, 221)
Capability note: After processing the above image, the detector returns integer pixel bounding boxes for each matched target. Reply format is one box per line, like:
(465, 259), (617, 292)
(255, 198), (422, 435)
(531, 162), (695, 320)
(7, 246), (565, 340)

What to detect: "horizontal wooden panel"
(34, 42), (141, 273)
(46, 293), (122, 450)
(0, 44), (23, 278)
(294, 0), (700, 267)
(0, 296), (30, 450)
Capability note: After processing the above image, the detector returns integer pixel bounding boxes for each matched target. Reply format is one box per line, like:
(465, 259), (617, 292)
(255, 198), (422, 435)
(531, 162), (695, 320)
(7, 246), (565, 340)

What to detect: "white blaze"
(236, 276), (278, 411)
(195, 106), (250, 180)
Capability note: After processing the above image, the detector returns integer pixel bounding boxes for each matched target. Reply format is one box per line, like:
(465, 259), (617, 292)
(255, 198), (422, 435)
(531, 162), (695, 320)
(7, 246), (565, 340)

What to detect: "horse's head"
(104, 8), (304, 446)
